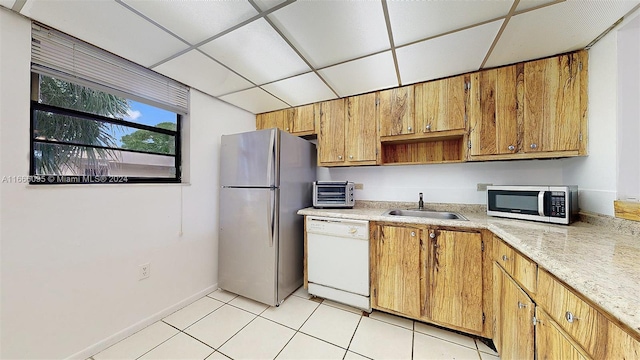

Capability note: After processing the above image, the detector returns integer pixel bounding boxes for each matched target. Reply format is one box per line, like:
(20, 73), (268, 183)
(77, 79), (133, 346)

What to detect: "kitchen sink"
(383, 209), (468, 221)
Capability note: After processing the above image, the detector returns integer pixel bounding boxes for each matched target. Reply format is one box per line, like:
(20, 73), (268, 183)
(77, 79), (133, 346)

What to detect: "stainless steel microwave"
(487, 185), (578, 224)
(313, 181), (355, 208)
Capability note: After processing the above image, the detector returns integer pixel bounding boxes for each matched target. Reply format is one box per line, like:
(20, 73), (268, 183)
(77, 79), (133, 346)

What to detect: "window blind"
(31, 23), (189, 115)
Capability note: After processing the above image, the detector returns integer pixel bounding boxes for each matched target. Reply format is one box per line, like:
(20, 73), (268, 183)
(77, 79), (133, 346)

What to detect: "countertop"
(298, 202), (640, 337)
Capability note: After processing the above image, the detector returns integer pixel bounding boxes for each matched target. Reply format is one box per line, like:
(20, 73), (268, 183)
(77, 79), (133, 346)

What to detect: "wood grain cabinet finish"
(427, 229), (484, 333)
(493, 264), (535, 360)
(256, 109), (288, 131)
(536, 307), (590, 360)
(317, 99), (346, 165)
(493, 235), (537, 294)
(415, 74), (467, 134)
(345, 93), (378, 164)
(371, 225), (485, 335)
(371, 225), (423, 318)
(256, 104), (317, 136)
(378, 85), (415, 137)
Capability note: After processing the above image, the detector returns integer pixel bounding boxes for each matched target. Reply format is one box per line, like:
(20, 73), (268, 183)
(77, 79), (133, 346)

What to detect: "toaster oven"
(313, 181), (355, 208)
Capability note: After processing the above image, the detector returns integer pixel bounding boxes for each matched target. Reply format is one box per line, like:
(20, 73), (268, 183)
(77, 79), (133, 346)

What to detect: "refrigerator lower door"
(219, 187), (279, 306)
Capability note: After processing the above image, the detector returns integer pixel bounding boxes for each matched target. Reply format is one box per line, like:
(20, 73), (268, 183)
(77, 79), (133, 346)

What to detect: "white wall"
(0, 8), (255, 359)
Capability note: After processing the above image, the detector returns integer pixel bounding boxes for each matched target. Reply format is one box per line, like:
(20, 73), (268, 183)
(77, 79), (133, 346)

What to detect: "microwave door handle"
(538, 191), (546, 217)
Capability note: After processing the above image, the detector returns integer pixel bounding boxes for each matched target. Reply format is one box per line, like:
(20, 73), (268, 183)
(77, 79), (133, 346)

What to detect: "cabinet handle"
(408, 126), (412, 131)
(530, 143), (538, 149)
(426, 124), (431, 131)
(349, 155), (353, 159)
(411, 231), (416, 237)
(286, 127), (290, 131)
(565, 311), (577, 323)
(508, 145), (515, 151)
(502, 255), (509, 261)
(429, 232), (436, 239)
(518, 302), (528, 309)
(338, 155), (343, 160)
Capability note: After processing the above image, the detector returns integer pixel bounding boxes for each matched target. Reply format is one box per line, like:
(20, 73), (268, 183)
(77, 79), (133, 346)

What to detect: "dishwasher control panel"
(306, 216), (369, 240)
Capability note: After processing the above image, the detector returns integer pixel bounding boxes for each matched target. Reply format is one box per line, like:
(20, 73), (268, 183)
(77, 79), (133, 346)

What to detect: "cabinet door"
(428, 230), (484, 332)
(469, 66), (520, 156)
(318, 99), (346, 165)
(493, 264), (534, 360)
(346, 93), (378, 163)
(379, 85), (415, 137)
(290, 104), (317, 134)
(524, 52), (583, 153)
(372, 225), (423, 318)
(536, 308), (589, 360)
(256, 109), (288, 131)
(416, 75), (467, 134)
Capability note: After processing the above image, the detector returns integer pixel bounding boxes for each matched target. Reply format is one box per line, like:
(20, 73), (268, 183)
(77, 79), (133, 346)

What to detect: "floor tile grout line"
(414, 331), (479, 351)
(411, 330), (415, 360)
(206, 311), (261, 356)
(132, 329), (182, 360)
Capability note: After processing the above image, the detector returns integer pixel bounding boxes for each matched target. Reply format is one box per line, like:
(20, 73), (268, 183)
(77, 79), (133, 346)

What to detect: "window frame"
(29, 73), (182, 185)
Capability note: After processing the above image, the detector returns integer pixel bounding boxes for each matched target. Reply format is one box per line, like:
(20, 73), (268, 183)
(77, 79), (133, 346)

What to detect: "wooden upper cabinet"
(428, 229), (484, 333)
(289, 103), (317, 135)
(318, 99), (346, 165)
(469, 65), (521, 157)
(256, 109), (288, 131)
(493, 264), (535, 360)
(345, 93), (378, 163)
(524, 51), (585, 153)
(415, 75), (467, 134)
(378, 85), (415, 137)
(536, 308), (589, 360)
(371, 225), (423, 318)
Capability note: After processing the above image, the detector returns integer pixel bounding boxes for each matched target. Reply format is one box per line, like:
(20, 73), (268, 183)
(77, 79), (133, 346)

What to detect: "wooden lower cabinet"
(371, 224), (485, 335)
(536, 308), (589, 360)
(371, 224), (423, 318)
(493, 264), (535, 360)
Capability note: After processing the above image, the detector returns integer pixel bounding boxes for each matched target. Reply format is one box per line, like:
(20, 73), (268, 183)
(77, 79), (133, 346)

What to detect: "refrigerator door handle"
(268, 190), (276, 247)
(266, 129), (276, 187)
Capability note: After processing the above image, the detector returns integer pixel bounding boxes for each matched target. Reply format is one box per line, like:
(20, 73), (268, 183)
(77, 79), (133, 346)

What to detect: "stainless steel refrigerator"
(218, 128), (317, 306)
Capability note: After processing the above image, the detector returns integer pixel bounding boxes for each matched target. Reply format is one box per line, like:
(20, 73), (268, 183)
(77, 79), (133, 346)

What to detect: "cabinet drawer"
(493, 236), (537, 294)
(537, 269), (607, 358)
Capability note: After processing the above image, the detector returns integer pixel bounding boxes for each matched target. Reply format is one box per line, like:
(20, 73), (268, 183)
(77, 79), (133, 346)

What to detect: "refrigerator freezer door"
(220, 129), (278, 187)
(219, 187), (279, 306)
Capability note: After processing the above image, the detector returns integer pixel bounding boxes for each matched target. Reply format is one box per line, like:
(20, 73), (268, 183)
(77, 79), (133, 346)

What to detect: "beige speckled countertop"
(298, 202), (640, 338)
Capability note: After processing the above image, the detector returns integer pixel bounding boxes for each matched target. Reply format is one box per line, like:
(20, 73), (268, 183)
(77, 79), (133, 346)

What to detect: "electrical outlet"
(355, 183), (364, 190)
(477, 183), (493, 191)
(139, 263), (150, 280)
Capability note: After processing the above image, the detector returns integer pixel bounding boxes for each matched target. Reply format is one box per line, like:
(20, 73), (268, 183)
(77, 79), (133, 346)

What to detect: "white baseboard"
(67, 284), (218, 360)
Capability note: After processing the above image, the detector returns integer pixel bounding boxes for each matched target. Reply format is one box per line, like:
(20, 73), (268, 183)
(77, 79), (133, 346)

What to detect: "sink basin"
(384, 209), (468, 221)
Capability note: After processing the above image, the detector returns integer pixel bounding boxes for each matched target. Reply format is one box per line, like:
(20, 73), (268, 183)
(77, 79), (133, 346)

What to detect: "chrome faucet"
(418, 193), (424, 210)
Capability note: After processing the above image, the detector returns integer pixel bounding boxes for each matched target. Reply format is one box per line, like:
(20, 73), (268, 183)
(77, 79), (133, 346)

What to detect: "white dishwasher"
(306, 216), (370, 312)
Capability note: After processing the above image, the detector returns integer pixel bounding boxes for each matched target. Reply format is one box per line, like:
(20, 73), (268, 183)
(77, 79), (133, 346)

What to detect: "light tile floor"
(91, 287), (500, 360)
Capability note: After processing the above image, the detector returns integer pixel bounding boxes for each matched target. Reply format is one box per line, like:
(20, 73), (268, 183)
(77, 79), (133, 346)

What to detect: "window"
(29, 23), (188, 184)
(31, 74), (181, 184)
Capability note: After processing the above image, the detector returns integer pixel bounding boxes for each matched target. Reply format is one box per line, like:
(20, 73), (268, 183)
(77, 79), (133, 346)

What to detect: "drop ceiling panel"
(121, 0), (258, 44)
(318, 51), (397, 98)
(20, 0), (188, 67)
(0, 1), (15, 9)
(397, 20), (503, 85)
(486, 0), (640, 68)
(219, 87), (289, 114)
(154, 50), (253, 97)
(516, 0), (560, 13)
(253, 0), (288, 12)
(268, 0), (389, 68)
(387, 0), (513, 46)
(262, 72), (336, 107)
(199, 18), (310, 85)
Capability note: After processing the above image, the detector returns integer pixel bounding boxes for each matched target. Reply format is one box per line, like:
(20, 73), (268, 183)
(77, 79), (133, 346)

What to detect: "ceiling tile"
(253, 0), (288, 12)
(121, 0), (258, 45)
(387, 0), (513, 46)
(396, 20), (503, 85)
(318, 51), (397, 98)
(199, 18), (310, 85)
(0, 0), (15, 9)
(154, 50), (253, 97)
(486, 0), (640, 68)
(262, 72), (337, 107)
(219, 87), (289, 114)
(516, 0), (560, 13)
(20, 0), (188, 67)
(268, 0), (389, 68)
